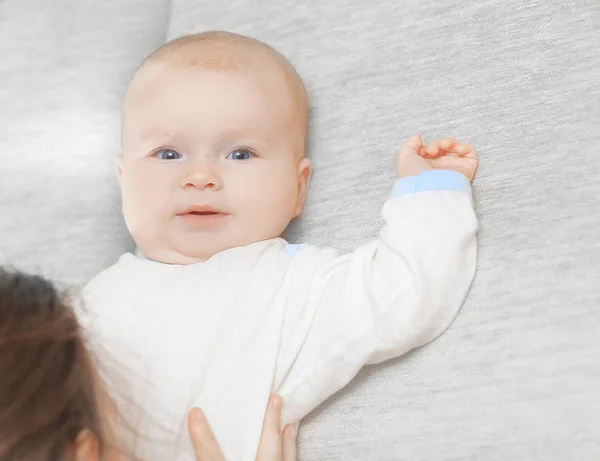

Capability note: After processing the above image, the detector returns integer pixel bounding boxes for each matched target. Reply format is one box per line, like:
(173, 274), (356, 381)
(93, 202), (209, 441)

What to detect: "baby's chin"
(138, 238), (263, 265)
(140, 247), (223, 265)
(153, 251), (211, 265)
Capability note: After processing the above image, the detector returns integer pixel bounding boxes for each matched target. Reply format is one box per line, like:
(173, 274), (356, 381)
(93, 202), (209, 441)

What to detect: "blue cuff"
(392, 170), (471, 197)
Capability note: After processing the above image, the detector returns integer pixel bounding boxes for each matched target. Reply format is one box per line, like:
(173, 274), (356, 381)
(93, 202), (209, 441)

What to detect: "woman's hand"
(187, 394), (297, 461)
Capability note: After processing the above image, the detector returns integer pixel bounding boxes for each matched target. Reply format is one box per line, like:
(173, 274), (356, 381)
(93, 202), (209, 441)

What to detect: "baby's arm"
(275, 135), (479, 423)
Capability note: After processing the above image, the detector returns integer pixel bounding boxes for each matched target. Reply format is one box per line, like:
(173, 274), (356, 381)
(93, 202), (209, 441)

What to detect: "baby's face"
(119, 63), (310, 264)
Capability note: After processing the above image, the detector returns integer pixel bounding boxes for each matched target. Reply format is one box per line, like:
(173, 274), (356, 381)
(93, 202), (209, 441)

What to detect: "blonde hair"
(145, 31), (292, 73)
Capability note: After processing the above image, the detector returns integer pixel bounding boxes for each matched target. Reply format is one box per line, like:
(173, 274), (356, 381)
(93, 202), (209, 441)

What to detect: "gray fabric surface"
(169, 1), (600, 459)
(1, 0), (599, 460)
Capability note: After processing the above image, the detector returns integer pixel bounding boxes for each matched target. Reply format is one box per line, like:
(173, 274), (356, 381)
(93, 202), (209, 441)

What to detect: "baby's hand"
(397, 134), (478, 182)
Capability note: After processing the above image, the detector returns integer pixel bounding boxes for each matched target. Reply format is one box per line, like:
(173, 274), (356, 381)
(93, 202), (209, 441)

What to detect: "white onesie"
(81, 170), (478, 460)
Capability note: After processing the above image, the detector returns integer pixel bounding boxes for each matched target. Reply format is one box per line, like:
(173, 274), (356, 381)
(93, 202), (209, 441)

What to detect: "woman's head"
(0, 268), (115, 461)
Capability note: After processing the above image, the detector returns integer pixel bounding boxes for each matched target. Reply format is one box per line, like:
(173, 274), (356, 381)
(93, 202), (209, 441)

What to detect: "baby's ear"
(116, 154), (124, 185)
(294, 158), (312, 217)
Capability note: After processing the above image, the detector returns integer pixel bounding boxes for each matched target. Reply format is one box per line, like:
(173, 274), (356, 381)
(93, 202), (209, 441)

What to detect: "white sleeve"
(275, 175), (478, 423)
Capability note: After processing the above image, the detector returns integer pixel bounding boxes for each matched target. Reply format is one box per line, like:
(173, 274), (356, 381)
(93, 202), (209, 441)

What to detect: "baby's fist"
(397, 134), (478, 182)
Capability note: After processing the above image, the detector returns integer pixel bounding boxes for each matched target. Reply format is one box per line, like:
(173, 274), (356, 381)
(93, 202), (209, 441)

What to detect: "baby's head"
(119, 31), (311, 264)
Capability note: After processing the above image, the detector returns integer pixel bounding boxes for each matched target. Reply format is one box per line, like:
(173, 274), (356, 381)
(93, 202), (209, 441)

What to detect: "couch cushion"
(0, 0), (170, 286)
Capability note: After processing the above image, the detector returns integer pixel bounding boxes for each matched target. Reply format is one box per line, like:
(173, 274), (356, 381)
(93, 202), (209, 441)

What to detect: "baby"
(81, 31), (479, 460)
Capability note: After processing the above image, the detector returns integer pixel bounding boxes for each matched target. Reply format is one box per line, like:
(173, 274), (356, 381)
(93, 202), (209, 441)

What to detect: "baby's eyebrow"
(136, 128), (179, 142)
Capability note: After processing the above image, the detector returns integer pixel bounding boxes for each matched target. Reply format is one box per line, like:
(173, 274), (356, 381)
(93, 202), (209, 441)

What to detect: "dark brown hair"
(0, 268), (108, 461)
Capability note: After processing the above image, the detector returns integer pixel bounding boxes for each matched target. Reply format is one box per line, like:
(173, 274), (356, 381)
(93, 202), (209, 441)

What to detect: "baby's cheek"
(271, 175), (299, 212)
(121, 180), (158, 233)
(127, 172), (166, 209)
(260, 184), (298, 234)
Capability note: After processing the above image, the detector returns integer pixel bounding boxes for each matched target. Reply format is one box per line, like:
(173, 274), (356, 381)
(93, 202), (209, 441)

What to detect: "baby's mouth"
(176, 209), (229, 229)
(188, 211), (219, 216)
(177, 206), (227, 216)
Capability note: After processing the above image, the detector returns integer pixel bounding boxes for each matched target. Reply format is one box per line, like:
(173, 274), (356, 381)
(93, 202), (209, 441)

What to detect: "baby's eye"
(226, 149), (255, 161)
(154, 149), (182, 160)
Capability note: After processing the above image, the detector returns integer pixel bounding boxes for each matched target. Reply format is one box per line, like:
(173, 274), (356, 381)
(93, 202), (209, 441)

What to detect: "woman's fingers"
(187, 395), (296, 461)
(257, 395), (298, 461)
(281, 425), (298, 461)
(188, 407), (225, 461)
(256, 394), (283, 461)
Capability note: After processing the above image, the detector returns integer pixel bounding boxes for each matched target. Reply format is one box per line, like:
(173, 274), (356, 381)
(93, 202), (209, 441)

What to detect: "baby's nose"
(182, 180), (217, 190)
(181, 167), (222, 191)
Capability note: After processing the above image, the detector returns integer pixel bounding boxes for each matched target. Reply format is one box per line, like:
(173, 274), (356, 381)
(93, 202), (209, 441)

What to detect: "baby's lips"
(177, 205), (225, 216)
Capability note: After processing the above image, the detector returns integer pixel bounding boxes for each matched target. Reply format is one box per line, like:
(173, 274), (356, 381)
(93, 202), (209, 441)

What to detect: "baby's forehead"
(129, 55), (289, 96)
(122, 32), (308, 141)
(124, 60), (301, 124)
